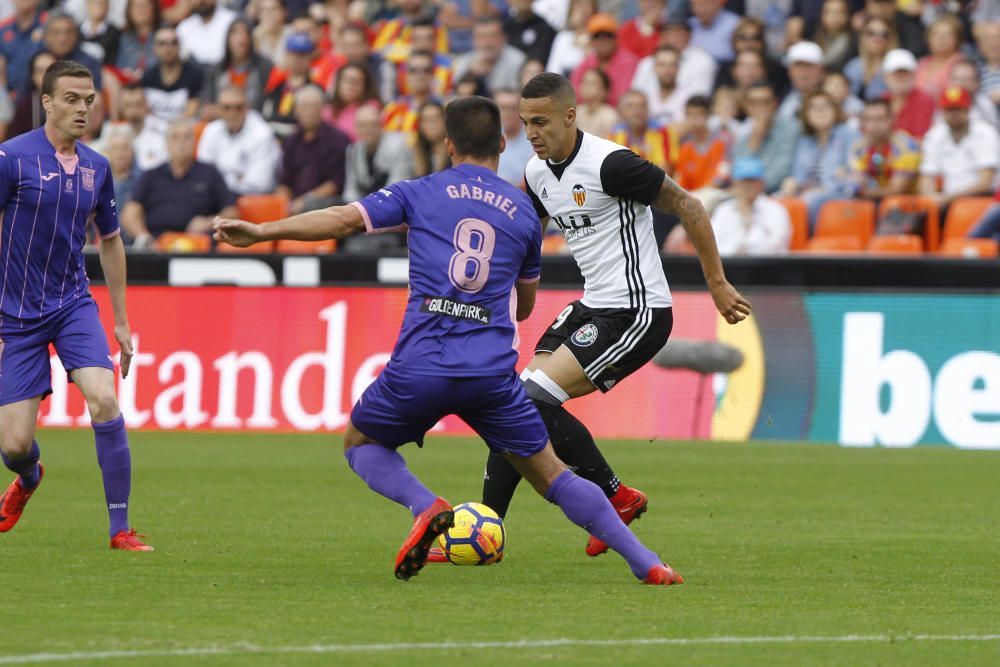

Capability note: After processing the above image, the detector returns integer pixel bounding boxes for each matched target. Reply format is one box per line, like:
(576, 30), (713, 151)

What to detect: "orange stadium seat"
(878, 195), (940, 251)
(776, 197), (809, 250)
(156, 232), (211, 253)
(866, 234), (924, 255)
(814, 200), (876, 245)
(541, 234), (569, 255)
(942, 197), (995, 240)
(804, 235), (864, 253)
(275, 239), (337, 254)
(938, 237), (999, 258)
(218, 194), (289, 253)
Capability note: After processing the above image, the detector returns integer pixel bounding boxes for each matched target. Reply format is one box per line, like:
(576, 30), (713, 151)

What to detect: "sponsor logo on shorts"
(571, 323), (598, 347)
(572, 184), (586, 207)
(420, 296), (491, 325)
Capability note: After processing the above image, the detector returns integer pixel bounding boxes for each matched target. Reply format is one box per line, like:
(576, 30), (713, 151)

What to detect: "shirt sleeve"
(599, 149), (666, 206)
(353, 180), (411, 234)
(93, 167), (120, 238)
(523, 176), (549, 218)
(0, 148), (14, 209)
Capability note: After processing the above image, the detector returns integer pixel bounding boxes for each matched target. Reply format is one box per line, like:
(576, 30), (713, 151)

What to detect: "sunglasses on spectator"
(156, 38), (178, 46)
(221, 103), (246, 111)
(592, 31), (615, 39)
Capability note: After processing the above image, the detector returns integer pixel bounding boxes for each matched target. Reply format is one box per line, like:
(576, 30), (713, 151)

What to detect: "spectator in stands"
(0, 0), (45, 94)
(7, 50), (54, 138)
(388, 18), (453, 100)
(745, 0), (794, 59)
(103, 123), (141, 209)
(823, 71), (864, 126)
(884, 48), (935, 139)
(781, 90), (859, 228)
(848, 97), (920, 201)
(201, 17), (274, 119)
(115, 85), (167, 170)
(177, 0), (238, 67)
(340, 23), (384, 92)
(574, 68), (620, 138)
(688, 0), (741, 64)
(504, 0), (556, 65)
(708, 157), (791, 256)
(453, 17), (525, 96)
(675, 94), (730, 192)
(123, 119), (238, 245)
(855, 0), (924, 59)
(140, 25), (203, 122)
(570, 14), (639, 108)
(728, 48), (769, 102)
(915, 13), (965, 101)
(967, 200), (1000, 242)
(43, 13), (105, 90)
(382, 50), (440, 135)
(197, 86), (282, 195)
(287, 14), (341, 93)
(814, 0), (855, 73)
(712, 17), (787, 98)
(709, 86), (742, 139)
(495, 88), (533, 186)
(919, 86), (1000, 214)
(733, 82), (798, 193)
(277, 85), (350, 214)
(80, 0), (122, 66)
(341, 105), (413, 252)
(547, 0), (597, 78)
(944, 59), (999, 130)
(656, 17), (717, 101)
(324, 63), (381, 142)
(253, 0), (291, 65)
(610, 89), (677, 175)
(976, 23), (1000, 105)
(619, 0), (666, 60)
(844, 16), (895, 101)
(115, 0), (159, 80)
(631, 46), (687, 126)
(261, 33), (323, 138)
(778, 41), (826, 121)
(519, 58), (544, 88)
(411, 101), (451, 177)
(436, 0), (499, 57)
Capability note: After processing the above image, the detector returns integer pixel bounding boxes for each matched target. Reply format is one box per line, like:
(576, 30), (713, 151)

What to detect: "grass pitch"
(1, 431), (998, 666)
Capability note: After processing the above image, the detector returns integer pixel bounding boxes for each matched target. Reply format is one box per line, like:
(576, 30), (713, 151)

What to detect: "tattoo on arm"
(653, 176), (707, 228)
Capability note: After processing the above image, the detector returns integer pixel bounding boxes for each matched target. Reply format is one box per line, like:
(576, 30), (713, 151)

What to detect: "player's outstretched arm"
(98, 233), (134, 378)
(652, 177), (752, 325)
(212, 205), (366, 247)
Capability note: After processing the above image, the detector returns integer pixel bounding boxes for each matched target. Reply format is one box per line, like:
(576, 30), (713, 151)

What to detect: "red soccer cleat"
(394, 497), (453, 580)
(0, 464), (44, 533)
(427, 545), (448, 564)
(644, 563), (684, 585)
(586, 484), (648, 557)
(110, 529), (154, 552)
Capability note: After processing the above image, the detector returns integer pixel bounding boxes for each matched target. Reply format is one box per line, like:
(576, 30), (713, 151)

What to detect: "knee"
(342, 420), (371, 453)
(0, 429), (34, 457)
(87, 390), (121, 423)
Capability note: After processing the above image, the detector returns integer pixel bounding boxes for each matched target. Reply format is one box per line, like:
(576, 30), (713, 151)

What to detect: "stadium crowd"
(3, 0), (999, 256)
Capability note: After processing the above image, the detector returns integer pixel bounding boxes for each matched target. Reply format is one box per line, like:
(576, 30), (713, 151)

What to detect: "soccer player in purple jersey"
(0, 61), (151, 551)
(214, 96), (682, 584)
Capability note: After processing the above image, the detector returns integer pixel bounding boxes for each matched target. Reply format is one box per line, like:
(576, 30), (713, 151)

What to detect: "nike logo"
(41, 173), (59, 182)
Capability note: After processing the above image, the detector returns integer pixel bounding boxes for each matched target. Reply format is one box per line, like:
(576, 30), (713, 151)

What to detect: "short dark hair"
(444, 95), (502, 159)
(41, 60), (93, 97)
(521, 72), (577, 107)
(864, 97), (891, 113)
(686, 95), (710, 111)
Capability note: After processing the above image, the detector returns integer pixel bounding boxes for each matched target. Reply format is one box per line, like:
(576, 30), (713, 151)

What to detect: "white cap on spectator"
(882, 48), (918, 73)
(785, 41), (824, 66)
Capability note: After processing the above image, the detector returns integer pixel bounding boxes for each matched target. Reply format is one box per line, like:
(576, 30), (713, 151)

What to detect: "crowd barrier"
(45, 255), (1000, 447)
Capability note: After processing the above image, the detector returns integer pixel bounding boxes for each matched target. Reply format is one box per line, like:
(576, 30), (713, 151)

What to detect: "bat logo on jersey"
(571, 323), (598, 347)
(80, 167), (96, 191)
(572, 184), (587, 207)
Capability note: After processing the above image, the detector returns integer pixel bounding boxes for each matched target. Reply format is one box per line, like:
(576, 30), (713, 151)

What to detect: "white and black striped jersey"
(524, 130), (672, 309)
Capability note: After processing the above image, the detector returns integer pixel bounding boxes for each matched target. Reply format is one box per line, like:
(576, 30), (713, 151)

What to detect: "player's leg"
(343, 365), (454, 580)
(0, 328), (55, 532)
(54, 300), (149, 550)
(466, 374), (681, 584)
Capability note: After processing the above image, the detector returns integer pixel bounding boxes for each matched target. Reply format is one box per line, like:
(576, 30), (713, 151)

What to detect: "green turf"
(1, 431), (998, 666)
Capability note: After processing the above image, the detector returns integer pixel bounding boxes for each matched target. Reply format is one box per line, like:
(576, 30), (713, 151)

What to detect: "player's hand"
(115, 324), (134, 379)
(710, 281), (752, 325)
(213, 217), (261, 248)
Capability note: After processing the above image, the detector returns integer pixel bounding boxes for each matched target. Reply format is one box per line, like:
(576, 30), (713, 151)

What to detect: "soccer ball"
(437, 502), (505, 566)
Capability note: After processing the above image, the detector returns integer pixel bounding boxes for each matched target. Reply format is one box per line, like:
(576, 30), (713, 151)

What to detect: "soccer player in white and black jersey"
(482, 73), (751, 558)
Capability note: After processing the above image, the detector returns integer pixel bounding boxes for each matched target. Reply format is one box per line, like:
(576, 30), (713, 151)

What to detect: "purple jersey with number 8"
(352, 163), (541, 377)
